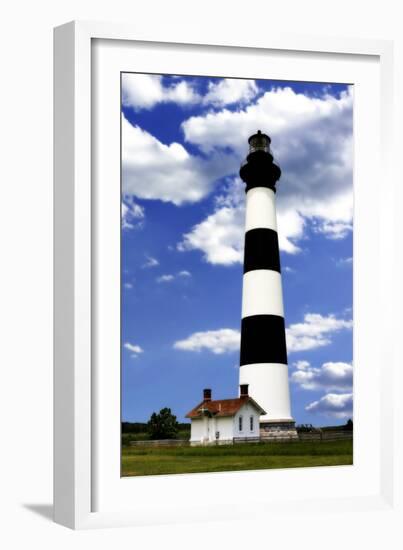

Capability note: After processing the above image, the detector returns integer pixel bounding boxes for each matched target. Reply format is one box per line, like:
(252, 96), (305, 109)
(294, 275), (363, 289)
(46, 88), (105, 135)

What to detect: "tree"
(147, 407), (179, 440)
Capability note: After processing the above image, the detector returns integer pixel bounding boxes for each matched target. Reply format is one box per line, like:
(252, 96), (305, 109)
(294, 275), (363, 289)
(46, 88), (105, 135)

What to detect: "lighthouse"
(239, 131), (298, 440)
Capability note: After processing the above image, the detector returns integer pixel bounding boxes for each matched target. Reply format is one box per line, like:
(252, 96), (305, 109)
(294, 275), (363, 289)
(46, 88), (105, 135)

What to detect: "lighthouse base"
(260, 420), (299, 441)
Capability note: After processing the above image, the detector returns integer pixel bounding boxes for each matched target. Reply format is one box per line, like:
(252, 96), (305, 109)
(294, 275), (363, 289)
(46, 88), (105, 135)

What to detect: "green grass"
(121, 439), (353, 477)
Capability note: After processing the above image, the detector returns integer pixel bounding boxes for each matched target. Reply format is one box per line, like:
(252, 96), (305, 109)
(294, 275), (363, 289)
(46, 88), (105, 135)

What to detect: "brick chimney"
(240, 384), (249, 397)
(203, 388), (212, 401)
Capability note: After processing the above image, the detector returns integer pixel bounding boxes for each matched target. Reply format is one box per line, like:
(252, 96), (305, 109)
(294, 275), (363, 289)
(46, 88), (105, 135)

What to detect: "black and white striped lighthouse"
(239, 131), (297, 439)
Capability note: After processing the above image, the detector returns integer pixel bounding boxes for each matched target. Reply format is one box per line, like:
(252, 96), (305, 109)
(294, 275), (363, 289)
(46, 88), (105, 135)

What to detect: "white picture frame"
(54, 21), (399, 531)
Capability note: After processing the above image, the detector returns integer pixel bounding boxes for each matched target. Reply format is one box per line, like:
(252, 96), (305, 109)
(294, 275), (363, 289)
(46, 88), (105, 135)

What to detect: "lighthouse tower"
(239, 131), (298, 440)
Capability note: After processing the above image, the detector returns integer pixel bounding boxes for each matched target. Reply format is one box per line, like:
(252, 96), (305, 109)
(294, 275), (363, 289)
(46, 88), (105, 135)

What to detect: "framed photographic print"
(119, 71), (354, 477)
(54, 21), (398, 531)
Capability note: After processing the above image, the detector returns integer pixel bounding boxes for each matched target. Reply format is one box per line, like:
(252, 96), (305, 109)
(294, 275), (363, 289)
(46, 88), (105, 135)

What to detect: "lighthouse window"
(239, 415), (243, 432)
(250, 416), (254, 431)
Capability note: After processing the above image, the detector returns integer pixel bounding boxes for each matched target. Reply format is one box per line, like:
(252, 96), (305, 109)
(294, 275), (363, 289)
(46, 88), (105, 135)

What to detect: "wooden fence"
(297, 430), (353, 442)
(128, 431), (353, 446)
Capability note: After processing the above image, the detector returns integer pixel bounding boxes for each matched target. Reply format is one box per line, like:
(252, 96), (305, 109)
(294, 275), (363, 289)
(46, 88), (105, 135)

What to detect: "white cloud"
(123, 83), (353, 263)
(293, 360), (310, 370)
(336, 256), (353, 267)
(291, 360), (353, 391)
(123, 342), (144, 359)
(288, 311), (353, 354)
(122, 196), (145, 230)
(182, 85), (352, 160)
(315, 220), (353, 240)
(277, 208), (305, 254)
(177, 177), (305, 265)
(142, 255), (159, 268)
(122, 115), (236, 205)
(156, 271), (192, 283)
(203, 79), (259, 107)
(156, 274), (175, 283)
(124, 282), (133, 289)
(172, 311), (351, 357)
(286, 313), (353, 353)
(179, 86), (353, 251)
(178, 201), (244, 265)
(305, 393), (353, 418)
(122, 74), (259, 111)
(122, 73), (200, 110)
(173, 328), (240, 354)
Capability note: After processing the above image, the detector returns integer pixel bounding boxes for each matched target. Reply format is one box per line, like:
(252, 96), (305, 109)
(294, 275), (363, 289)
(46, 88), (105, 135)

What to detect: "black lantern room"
(240, 130), (281, 193)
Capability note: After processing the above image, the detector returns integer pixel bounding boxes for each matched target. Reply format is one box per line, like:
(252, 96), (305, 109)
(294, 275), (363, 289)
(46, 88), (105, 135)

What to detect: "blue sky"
(121, 74), (353, 426)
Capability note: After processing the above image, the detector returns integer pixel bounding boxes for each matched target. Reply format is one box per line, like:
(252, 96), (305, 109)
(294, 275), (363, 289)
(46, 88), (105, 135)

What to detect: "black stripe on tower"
(243, 228), (281, 274)
(240, 314), (288, 366)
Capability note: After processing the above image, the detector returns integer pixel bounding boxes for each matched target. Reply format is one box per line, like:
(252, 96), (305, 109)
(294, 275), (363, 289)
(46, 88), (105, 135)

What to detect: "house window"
(239, 415), (243, 432)
(250, 416), (254, 431)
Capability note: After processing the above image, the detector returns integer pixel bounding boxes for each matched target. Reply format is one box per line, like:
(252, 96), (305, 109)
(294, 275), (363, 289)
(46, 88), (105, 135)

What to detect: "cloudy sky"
(121, 73), (353, 426)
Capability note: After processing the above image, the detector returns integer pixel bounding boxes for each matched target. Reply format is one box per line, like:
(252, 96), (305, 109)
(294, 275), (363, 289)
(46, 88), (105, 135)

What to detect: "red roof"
(185, 396), (266, 419)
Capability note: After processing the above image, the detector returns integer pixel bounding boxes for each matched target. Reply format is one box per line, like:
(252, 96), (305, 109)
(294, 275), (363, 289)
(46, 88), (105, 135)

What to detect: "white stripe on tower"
(244, 186), (278, 232)
(242, 269), (284, 318)
(239, 131), (293, 422)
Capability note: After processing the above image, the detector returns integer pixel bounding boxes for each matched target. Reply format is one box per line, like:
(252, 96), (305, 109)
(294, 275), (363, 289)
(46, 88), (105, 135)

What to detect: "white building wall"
(190, 418), (205, 442)
(190, 403), (262, 443)
(213, 416), (234, 442)
(234, 403), (260, 439)
(190, 416), (234, 443)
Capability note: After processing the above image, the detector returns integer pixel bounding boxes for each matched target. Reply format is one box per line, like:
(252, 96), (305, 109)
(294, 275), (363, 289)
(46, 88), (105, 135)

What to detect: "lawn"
(121, 429), (190, 446)
(121, 439), (353, 477)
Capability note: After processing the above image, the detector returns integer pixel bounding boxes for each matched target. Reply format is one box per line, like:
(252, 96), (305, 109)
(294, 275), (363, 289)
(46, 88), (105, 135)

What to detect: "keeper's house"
(186, 384), (266, 445)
